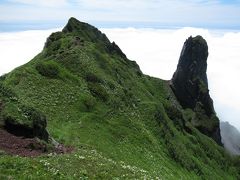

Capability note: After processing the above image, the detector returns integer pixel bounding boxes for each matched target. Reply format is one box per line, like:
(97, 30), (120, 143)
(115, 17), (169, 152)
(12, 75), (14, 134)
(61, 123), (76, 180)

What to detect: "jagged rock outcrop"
(63, 17), (127, 59)
(170, 36), (222, 145)
(62, 17), (111, 46)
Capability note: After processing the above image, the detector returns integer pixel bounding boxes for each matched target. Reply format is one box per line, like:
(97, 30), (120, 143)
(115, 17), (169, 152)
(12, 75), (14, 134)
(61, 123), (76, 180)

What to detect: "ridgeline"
(0, 17), (239, 179)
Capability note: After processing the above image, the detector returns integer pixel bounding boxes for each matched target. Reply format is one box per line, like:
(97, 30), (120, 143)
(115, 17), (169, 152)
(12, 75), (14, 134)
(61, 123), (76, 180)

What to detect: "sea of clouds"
(0, 27), (240, 130)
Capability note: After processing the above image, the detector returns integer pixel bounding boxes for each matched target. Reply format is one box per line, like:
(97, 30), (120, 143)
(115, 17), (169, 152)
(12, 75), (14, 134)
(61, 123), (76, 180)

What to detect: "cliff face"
(170, 36), (222, 145)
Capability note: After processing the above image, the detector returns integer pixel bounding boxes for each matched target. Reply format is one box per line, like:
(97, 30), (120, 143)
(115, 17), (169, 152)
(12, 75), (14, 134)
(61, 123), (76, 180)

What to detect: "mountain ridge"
(0, 17), (239, 179)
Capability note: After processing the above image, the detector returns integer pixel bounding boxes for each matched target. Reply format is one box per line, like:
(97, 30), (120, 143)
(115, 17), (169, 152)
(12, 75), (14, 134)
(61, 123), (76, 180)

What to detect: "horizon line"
(1, 20), (240, 32)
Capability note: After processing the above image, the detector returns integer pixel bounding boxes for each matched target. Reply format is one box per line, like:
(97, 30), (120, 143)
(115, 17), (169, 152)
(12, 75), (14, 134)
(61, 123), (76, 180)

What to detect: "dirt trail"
(0, 128), (73, 157)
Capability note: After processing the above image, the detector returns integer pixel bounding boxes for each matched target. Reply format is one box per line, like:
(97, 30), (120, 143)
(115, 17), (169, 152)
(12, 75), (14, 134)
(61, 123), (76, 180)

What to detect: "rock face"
(171, 36), (213, 114)
(170, 36), (222, 145)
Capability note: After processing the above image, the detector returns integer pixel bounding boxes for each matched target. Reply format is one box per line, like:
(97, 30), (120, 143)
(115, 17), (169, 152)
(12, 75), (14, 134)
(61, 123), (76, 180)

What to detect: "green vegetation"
(0, 81), (48, 140)
(36, 61), (60, 78)
(0, 18), (239, 179)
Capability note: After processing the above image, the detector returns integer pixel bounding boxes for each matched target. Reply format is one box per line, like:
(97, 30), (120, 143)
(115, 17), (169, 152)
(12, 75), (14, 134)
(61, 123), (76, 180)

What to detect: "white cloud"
(0, 27), (240, 131)
(8, 0), (68, 7)
(101, 27), (211, 79)
(101, 27), (240, 130)
(0, 29), (60, 74)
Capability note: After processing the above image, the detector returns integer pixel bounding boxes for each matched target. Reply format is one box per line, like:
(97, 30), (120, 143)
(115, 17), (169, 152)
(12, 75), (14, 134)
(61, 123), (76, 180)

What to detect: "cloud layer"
(102, 27), (240, 130)
(0, 27), (240, 130)
(0, 29), (59, 74)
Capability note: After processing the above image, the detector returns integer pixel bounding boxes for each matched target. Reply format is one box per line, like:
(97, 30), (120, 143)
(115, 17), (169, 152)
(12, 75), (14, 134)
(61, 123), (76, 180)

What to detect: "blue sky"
(0, 0), (240, 30)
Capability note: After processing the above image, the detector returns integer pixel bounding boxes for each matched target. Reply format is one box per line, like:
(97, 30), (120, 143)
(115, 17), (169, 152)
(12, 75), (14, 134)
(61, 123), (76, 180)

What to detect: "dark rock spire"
(171, 36), (214, 115)
(170, 36), (222, 145)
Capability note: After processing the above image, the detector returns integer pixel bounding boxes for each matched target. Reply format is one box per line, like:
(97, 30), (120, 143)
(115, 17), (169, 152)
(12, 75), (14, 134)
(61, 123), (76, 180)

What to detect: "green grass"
(0, 17), (239, 179)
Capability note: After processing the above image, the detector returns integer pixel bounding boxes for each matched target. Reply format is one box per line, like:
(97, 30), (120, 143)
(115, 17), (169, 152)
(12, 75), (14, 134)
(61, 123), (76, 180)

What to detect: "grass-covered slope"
(0, 17), (240, 179)
(0, 78), (49, 141)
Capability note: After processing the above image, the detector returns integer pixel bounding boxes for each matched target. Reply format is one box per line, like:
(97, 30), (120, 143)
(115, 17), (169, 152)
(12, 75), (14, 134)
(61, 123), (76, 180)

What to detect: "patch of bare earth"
(0, 128), (73, 157)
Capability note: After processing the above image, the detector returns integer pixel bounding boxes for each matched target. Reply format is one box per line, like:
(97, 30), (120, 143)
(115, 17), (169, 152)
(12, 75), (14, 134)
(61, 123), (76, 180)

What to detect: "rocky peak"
(61, 17), (127, 59)
(170, 36), (221, 145)
(171, 36), (213, 115)
(62, 17), (110, 44)
(63, 17), (91, 33)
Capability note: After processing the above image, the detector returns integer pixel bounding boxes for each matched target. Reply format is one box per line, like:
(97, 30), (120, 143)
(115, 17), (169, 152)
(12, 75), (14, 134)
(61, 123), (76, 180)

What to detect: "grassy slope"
(0, 18), (239, 179)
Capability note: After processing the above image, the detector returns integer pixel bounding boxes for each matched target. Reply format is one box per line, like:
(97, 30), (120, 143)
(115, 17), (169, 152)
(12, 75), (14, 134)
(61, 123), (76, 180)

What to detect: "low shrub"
(85, 72), (103, 83)
(88, 82), (108, 101)
(83, 96), (96, 111)
(0, 83), (16, 99)
(44, 32), (62, 52)
(164, 104), (182, 121)
(36, 61), (60, 78)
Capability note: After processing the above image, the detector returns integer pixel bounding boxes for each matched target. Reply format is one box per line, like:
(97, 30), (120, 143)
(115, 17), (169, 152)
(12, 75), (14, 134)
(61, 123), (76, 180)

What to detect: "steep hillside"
(0, 17), (239, 179)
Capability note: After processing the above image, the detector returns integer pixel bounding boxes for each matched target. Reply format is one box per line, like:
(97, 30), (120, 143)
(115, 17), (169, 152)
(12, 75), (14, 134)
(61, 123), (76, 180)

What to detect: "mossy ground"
(0, 18), (239, 179)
